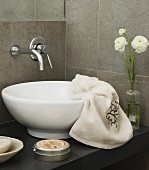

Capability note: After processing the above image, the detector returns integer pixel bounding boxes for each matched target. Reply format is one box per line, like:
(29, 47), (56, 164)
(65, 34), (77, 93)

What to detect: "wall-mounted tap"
(10, 37), (52, 71)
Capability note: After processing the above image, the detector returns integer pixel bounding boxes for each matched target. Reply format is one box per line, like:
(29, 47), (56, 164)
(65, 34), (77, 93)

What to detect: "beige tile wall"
(65, 0), (149, 169)
(66, 0), (149, 126)
(0, 0), (65, 21)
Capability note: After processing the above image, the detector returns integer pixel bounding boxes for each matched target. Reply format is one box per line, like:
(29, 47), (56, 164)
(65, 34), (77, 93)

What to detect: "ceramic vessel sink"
(2, 81), (84, 139)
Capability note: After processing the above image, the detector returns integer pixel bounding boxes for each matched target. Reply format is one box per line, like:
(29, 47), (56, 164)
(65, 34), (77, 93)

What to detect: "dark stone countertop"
(0, 122), (149, 170)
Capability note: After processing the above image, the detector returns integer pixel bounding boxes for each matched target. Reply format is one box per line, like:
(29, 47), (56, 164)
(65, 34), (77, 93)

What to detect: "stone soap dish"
(0, 136), (24, 164)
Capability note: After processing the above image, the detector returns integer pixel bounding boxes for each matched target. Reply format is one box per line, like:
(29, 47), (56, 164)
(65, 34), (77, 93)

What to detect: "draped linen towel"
(69, 74), (133, 149)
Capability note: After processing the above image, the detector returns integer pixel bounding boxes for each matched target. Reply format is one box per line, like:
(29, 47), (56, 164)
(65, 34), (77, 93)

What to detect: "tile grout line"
(10, 21), (13, 83)
(66, 66), (98, 72)
(66, 66), (149, 78)
(97, 0), (100, 71)
(65, 22), (67, 80)
(64, 0), (66, 19)
(64, 0), (67, 80)
(35, 0), (37, 21)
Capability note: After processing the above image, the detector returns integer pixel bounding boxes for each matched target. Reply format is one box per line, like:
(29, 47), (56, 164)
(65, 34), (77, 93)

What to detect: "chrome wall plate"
(29, 36), (46, 60)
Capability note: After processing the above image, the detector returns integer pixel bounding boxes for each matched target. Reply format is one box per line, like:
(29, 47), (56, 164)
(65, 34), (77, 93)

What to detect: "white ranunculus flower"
(114, 37), (128, 53)
(119, 28), (126, 35)
(131, 36), (149, 53)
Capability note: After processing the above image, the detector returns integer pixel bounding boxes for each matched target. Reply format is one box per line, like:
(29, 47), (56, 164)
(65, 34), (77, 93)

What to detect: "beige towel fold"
(69, 74), (133, 149)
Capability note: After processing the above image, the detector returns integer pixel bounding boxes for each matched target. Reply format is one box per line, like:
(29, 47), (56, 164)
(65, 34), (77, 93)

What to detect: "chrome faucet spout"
(10, 37), (52, 71)
(31, 50), (43, 71)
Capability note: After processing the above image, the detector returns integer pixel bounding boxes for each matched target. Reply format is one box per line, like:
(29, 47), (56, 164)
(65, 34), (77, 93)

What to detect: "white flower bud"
(114, 37), (128, 53)
(119, 28), (126, 36)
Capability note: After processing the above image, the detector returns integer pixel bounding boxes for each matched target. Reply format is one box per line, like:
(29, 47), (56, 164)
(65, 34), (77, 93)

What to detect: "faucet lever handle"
(36, 44), (53, 68)
(37, 45), (50, 54)
(47, 54), (53, 68)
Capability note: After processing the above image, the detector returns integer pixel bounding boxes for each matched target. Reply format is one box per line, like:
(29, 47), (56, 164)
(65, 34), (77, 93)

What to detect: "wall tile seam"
(10, 20), (66, 23)
(9, 21), (13, 83)
(66, 66), (98, 72)
(98, 70), (128, 76)
(13, 0), (36, 21)
(8, 0), (65, 22)
(64, 22), (67, 81)
(64, 3), (67, 80)
(98, 69), (149, 78)
(34, 0), (66, 22)
(64, 0), (66, 19)
(10, 21), (38, 44)
(66, 66), (125, 76)
(67, 66), (149, 79)
(65, 0), (69, 80)
(97, 0), (101, 71)
(35, 0), (37, 21)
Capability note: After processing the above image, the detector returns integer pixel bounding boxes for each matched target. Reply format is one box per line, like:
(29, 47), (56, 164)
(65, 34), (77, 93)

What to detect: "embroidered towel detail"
(69, 74), (133, 149)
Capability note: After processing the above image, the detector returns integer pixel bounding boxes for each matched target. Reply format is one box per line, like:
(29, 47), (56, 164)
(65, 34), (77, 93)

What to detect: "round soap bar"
(36, 139), (69, 149)
(0, 139), (11, 154)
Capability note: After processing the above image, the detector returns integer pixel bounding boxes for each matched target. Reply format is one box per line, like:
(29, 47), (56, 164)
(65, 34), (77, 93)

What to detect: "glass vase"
(124, 81), (140, 129)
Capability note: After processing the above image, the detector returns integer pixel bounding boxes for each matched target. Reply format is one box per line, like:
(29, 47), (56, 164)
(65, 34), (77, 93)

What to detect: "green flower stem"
(124, 33), (132, 56)
(123, 52), (133, 116)
(130, 51), (139, 127)
(123, 34), (140, 127)
(131, 52), (136, 82)
(123, 52), (131, 81)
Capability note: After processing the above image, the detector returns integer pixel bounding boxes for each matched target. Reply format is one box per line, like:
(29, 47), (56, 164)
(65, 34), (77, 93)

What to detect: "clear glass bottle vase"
(124, 81), (140, 129)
